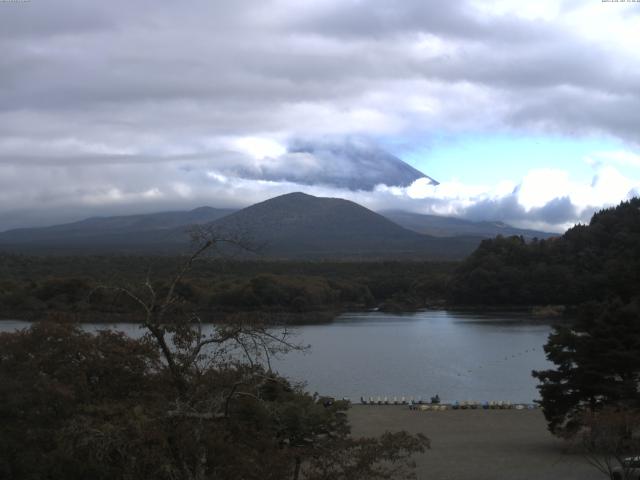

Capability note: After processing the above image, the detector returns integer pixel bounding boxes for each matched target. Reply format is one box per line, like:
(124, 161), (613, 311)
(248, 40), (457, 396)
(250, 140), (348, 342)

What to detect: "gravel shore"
(348, 405), (603, 480)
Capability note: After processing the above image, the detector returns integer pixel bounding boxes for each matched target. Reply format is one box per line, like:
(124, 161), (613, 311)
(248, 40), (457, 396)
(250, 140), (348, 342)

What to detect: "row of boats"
(411, 401), (537, 410)
(359, 396), (537, 410)
(360, 396), (439, 405)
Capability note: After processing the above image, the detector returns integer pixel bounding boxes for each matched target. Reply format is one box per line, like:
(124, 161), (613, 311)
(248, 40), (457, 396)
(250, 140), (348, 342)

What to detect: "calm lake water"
(0, 310), (554, 403)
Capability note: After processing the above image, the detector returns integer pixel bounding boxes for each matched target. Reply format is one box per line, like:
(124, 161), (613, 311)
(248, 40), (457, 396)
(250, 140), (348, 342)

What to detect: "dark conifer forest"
(449, 198), (640, 307)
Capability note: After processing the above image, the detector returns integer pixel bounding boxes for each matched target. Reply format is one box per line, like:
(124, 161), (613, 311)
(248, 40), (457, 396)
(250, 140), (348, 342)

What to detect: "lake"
(0, 310), (554, 403)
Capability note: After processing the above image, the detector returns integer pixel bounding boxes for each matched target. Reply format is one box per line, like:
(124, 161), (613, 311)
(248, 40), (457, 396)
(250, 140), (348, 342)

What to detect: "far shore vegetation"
(0, 257), (456, 323)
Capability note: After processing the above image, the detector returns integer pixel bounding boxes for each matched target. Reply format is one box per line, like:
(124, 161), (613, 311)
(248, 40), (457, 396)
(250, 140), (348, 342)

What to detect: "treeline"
(448, 198), (640, 306)
(0, 257), (455, 321)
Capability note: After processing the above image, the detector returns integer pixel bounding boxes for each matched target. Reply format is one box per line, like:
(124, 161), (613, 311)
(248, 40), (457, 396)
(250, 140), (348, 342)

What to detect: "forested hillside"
(448, 198), (640, 306)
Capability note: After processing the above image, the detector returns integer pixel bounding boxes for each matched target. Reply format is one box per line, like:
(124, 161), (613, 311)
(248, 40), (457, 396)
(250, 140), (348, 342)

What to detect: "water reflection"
(271, 310), (553, 403)
(0, 310), (553, 403)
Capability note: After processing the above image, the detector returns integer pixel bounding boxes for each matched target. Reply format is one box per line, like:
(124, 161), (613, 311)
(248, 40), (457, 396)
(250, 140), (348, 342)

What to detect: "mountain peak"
(276, 192), (315, 200)
(285, 138), (438, 190)
(189, 206), (217, 214)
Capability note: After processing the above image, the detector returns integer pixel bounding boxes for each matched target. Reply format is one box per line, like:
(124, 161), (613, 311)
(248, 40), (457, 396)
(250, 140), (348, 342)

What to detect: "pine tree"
(533, 299), (640, 435)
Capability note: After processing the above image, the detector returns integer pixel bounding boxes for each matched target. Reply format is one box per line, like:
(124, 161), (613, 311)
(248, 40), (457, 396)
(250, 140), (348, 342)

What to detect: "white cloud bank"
(400, 161), (640, 232)
(1, 140), (638, 233)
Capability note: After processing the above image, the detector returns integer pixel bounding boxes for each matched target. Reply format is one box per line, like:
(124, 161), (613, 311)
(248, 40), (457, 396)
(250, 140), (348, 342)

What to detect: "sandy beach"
(349, 405), (603, 480)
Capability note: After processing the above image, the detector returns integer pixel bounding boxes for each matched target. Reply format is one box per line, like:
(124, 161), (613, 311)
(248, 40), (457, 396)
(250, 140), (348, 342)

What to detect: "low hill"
(0, 207), (234, 252)
(0, 193), (482, 259)
(208, 192), (481, 259)
(381, 210), (555, 239)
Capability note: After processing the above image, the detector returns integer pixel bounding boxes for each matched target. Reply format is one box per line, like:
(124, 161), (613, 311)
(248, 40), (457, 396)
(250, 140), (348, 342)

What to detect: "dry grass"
(348, 405), (603, 480)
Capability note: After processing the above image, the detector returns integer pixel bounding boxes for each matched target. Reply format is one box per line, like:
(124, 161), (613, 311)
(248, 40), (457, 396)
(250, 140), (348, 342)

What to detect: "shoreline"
(1, 304), (570, 325)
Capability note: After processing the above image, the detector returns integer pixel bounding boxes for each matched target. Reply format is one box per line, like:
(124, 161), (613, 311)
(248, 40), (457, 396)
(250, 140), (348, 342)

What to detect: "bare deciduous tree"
(48, 225), (431, 480)
(579, 408), (640, 480)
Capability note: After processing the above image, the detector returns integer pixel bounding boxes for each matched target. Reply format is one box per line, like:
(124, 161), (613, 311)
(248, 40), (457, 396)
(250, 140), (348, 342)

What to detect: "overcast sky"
(1, 0), (639, 232)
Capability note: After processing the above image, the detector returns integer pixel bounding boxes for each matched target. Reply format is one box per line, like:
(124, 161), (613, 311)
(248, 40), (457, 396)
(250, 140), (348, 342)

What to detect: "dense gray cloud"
(462, 195), (581, 226)
(1, 0), (637, 135)
(0, 0), (639, 231)
(293, 0), (557, 43)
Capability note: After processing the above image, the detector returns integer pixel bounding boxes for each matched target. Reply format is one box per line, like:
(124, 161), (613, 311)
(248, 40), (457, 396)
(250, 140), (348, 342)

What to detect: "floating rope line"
(449, 345), (542, 378)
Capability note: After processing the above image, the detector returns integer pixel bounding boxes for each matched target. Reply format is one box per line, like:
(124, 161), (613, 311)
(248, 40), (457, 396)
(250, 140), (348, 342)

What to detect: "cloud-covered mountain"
(281, 138), (438, 190)
(208, 138), (438, 191)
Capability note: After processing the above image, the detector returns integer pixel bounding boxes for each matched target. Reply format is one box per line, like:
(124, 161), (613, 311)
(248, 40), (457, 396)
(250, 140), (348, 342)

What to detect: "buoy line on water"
(449, 344), (542, 378)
